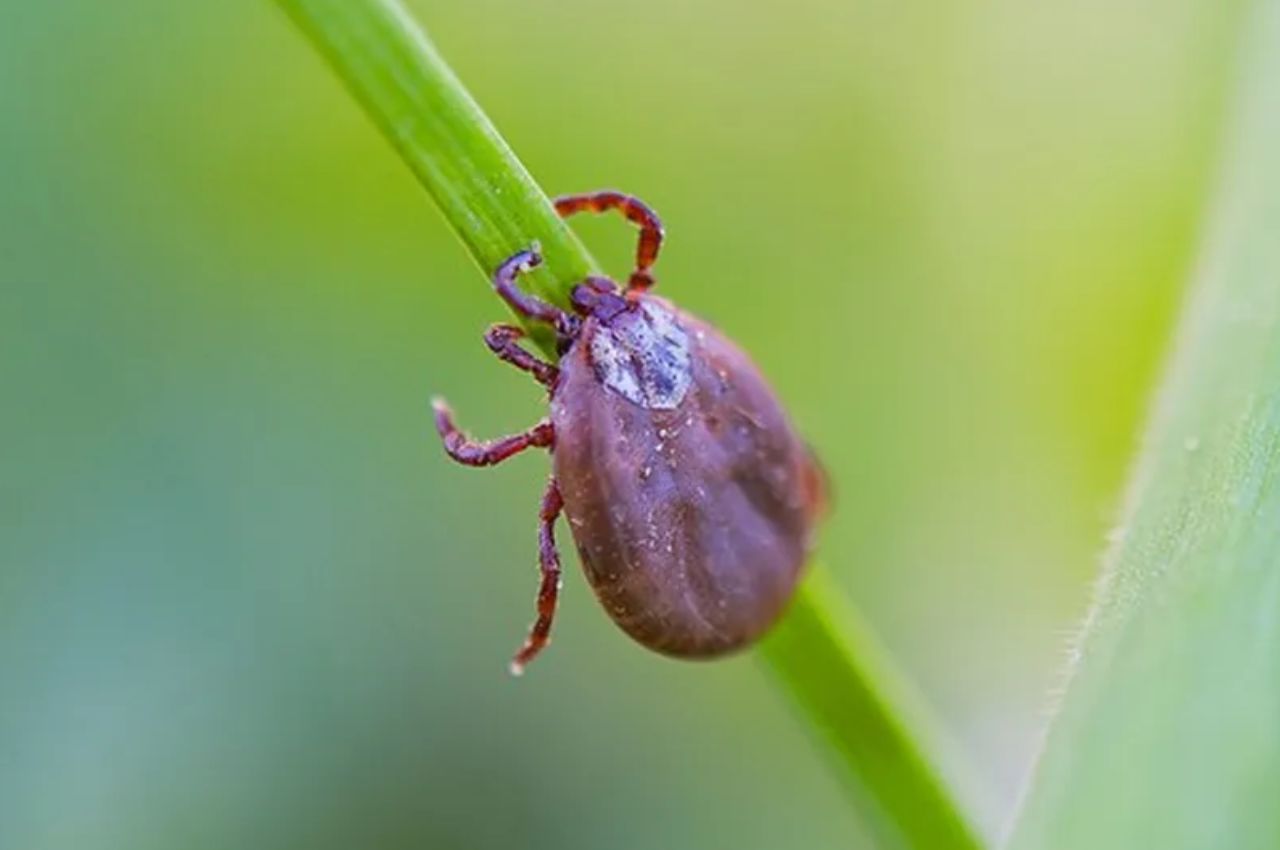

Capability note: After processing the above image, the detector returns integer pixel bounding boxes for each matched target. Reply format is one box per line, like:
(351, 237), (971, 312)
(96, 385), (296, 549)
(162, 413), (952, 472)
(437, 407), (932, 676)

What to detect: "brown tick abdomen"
(550, 296), (823, 657)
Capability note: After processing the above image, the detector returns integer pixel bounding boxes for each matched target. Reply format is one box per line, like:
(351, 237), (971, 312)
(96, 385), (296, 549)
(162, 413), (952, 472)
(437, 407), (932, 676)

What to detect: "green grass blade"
(1009, 2), (1280, 847)
(276, 1), (985, 846)
(276, 0), (593, 353)
(762, 566), (986, 849)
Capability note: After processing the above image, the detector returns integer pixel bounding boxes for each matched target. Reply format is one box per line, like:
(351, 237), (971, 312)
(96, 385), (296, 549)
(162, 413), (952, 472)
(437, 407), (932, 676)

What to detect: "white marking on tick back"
(590, 300), (692, 409)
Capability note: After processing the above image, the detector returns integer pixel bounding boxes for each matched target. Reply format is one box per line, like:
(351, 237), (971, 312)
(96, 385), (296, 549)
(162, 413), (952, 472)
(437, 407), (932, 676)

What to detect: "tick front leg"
(431, 398), (554, 467)
(553, 190), (664, 293)
(484, 323), (558, 388)
(510, 477), (565, 675)
(493, 249), (574, 335)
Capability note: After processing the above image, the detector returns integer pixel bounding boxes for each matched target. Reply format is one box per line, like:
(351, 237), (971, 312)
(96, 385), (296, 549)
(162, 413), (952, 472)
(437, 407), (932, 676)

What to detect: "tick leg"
(431, 398), (554, 467)
(484, 323), (558, 388)
(493, 248), (572, 332)
(510, 477), (565, 675)
(553, 190), (664, 293)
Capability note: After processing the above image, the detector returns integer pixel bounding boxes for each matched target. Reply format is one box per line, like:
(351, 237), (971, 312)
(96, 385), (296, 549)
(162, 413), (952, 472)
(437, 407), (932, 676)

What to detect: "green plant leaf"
(761, 566), (986, 849)
(276, 0), (594, 355)
(276, 1), (985, 847)
(1009, 2), (1280, 847)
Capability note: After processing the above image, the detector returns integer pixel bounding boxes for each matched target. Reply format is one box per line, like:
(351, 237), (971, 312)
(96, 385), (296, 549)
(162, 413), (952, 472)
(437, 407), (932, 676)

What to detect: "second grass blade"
(1010, 1), (1280, 845)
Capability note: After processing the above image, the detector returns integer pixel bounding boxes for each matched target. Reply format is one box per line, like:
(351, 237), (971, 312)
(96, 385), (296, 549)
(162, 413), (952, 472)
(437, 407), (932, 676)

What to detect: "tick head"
(570, 277), (630, 322)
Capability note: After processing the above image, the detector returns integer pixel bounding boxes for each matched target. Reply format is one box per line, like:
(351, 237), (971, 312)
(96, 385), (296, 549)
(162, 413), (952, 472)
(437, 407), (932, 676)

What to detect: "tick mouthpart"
(570, 279), (630, 321)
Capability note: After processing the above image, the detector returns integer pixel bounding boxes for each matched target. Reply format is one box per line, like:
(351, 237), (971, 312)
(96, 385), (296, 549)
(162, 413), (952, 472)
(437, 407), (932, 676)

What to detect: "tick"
(432, 190), (827, 673)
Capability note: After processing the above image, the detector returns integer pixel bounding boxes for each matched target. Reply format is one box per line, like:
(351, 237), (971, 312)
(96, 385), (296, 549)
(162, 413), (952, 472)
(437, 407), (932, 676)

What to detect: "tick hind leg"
(554, 190), (664, 293)
(431, 399), (554, 467)
(510, 477), (565, 675)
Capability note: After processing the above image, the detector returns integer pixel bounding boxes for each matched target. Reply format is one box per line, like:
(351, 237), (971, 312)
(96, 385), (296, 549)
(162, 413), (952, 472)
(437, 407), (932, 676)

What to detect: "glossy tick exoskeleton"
(433, 190), (826, 673)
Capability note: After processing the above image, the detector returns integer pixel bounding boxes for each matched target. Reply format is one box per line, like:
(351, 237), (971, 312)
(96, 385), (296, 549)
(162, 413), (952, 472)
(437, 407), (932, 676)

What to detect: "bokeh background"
(1, 0), (1250, 847)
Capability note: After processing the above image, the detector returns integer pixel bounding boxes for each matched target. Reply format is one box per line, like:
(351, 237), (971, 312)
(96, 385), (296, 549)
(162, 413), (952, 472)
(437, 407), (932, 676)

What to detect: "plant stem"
(276, 1), (984, 846)
(277, 0), (594, 353)
(760, 565), (985, 848)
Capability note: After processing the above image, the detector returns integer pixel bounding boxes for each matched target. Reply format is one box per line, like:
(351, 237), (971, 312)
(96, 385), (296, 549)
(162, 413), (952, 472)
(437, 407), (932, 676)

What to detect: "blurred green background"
(0, 0), (1248, 847)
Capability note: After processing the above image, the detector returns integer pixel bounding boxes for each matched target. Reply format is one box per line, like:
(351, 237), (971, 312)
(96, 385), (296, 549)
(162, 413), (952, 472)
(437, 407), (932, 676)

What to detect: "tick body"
(433, 190), (825, 672)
